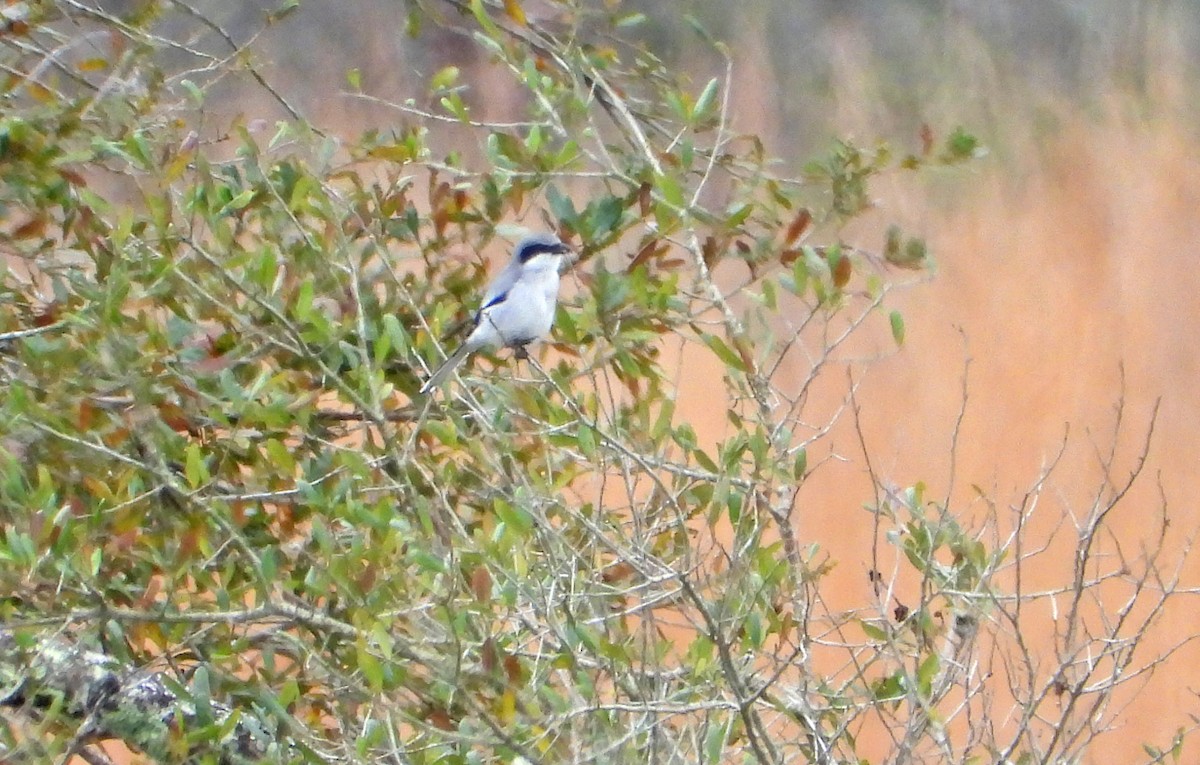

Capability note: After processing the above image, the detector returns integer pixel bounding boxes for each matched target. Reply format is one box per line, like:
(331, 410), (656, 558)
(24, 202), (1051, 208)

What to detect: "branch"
(0, 629), (296, 764)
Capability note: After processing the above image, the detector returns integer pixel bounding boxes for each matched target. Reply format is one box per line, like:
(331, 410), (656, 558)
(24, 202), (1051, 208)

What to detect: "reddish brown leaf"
(601, 561), (636, 584)
(701, 237), (719, 270)
(432, 206), (449, 238)
(780, 248), (803, 265)
(355, 565), (377, 594)
(429, 178), (449, 208)
(178, 525), (202, 559)
(139, 575), (162, 608)
(509, 179), (525, 212)
(193, 353), (236, 376)
(112, 529), (137, 552)
(381, 189), (407, 217)
(103, 426), (131, 449)
(59, 167), (88, 187)
(157, 402), (194, 432)
(832, 253), (853, 287)
(28, 510), (45, 544)
(626, 239), (666, 272)
(503, 653), (525, 684)
(426, 707), (455, 731)
(470, 565), (492, 602)
(12, 217), (47, 240)
(783, 209), (812, 246)
(636, 182), (652, 217)
(481, 637), (499, 673)
(276, 504), (297, 536)
(76, 399), (97, 431)
(778, 611), (794, 644)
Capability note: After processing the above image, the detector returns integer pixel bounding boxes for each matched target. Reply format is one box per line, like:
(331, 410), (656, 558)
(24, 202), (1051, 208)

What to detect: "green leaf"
(656, 173), (685, 208)
(440, 93), (470, 122)
(701, 333), (747, 372)
(294, 278), (315, 322)
(409, 549), (447, 573)
(267, 0), (300, 23)
(576, 424), (597, 456)
(546, 184), (577, 225)
(694, 449), (718, 474)
(744, 611), (763, 648)
(191, 666), (214, 726)
(264, 438), (295, 473)
(494, 497), (534, 536)
(219, 188), (256, 215)
(791, 449), (807, 481)
(859, 620), (887, 641)
(184, 443), (208, 488)
(916, 652), (940, 699)
(424, 420), (458, 447)
(652, 400), (675, 440)
(357, 640), (384, 693)
(692, 77), (719, 123)
(383, 313), (409, 357)
(761, 278), (777, 310)
(261, 547), (277, 581)
(278, 679), (300, 708)
(889, 310), (905, 346)
(871, 671), (906, 703)
(430, 66), (461, 92)
(469, 0), (501, 36)
(674, 423), (698, 450)
(704, 716), (729, 764)
(942, 126), (984, 163)
(788, 257), (808, 297)
(586, 195), (623, 239)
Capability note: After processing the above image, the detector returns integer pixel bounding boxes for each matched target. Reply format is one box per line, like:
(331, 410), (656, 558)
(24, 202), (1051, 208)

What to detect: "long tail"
(419, 343), (473, 394)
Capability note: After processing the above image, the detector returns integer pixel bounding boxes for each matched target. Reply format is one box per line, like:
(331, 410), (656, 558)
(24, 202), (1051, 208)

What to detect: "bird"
(419, 232), (572, 394)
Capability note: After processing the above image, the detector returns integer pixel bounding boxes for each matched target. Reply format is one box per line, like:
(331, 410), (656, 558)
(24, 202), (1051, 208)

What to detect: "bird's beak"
(555, 243), (577, 266)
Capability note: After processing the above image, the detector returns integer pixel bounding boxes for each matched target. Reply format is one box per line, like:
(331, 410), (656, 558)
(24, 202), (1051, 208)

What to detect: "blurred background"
(104, 0), (1200, 760)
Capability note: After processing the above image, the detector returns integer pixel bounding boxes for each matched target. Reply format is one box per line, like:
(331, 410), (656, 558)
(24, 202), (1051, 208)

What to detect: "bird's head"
(514, 232), (572, 273)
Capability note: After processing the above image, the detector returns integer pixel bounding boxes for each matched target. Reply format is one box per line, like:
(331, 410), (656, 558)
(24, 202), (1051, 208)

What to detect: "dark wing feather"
(478, 291), (508, 318)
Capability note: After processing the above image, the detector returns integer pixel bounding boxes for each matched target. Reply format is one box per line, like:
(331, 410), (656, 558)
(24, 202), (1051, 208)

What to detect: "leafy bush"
(0, 2), (1185, 764)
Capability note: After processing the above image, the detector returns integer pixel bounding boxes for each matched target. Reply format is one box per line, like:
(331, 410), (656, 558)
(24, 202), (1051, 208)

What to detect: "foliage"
(0, 1), (1188, 764)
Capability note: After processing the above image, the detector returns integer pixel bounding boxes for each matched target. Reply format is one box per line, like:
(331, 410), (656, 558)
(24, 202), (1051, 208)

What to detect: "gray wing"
(478, 259), (523, 314)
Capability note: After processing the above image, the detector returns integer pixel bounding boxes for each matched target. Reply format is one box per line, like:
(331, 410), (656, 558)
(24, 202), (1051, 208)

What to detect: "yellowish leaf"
(503, 0), (527, 26)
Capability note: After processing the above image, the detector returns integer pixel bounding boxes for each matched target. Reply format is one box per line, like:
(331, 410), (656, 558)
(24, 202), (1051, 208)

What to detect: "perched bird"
(420, 232), (571, 394)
